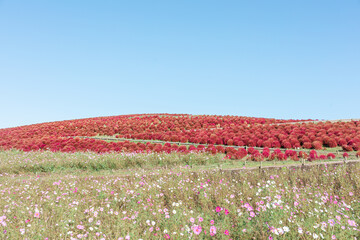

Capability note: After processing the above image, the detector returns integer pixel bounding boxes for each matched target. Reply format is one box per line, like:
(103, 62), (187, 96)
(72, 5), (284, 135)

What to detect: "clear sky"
(1, 0), (359, 129)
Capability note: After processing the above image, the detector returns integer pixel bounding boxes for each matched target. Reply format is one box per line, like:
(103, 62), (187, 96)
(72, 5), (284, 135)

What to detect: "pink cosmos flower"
(216, 206), (222, 212)
(193, 225), (202, 235)
(210, 226), (217, 235)
(77, 225), (85, 230)
(348, 220), (357, 227)
(198, 217), (204, 222)
(225, 209), (229, 215)
(224, 229), (229, 235)
(0, 216), (7, 227)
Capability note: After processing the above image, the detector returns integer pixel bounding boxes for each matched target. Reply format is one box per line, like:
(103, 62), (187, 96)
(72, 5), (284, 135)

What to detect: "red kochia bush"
(262, 148), (270, 158)
(353, 144), (359, 151)
(312, 141), (323, 150)
(188, 145), (197, 152)
(281, 141), (292, 149)
(216, 146), (225, 153)
(326, 138), (337, 148)
(225, 147), (236, 154)
(309, 150), (318, 161)
(342, 145), (353, 152)
(247, 147), (255, 154)
(226, 139), (234, 146)
(235, 148), (247, 159)
(197, 145), (205, 151)
(302, 142), (312, 149)
(298, 151), (308, 159)
(285, 150), (297, 157)
(327, 153), (336, 159)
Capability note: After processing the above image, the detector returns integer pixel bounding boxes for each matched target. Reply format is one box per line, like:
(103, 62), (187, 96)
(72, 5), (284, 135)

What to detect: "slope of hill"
(0, 114), (359, 160)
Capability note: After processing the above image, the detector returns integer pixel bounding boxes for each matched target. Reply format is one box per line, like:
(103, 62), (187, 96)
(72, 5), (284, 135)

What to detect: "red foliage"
(188, 145), (197, 152)
(342, 145), (353, 152)
(226, 139), (234, 146)
(1, 114), (359, 158)
(215, 146), (225, 153)
(225, 147), (236, 154)
(309, 150), (318, 161)
(235, 148), (248, 159)
(302, 142), (312, 149)
(247, 147), (255, 154)
(312, 141), (323, 150)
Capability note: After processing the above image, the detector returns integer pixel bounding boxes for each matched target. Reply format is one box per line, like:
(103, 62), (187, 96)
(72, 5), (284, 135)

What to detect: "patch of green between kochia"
(0, 150), (357, 176)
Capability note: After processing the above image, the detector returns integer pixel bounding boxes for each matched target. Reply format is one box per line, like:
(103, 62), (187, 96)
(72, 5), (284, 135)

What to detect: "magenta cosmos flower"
(193, 225), (202, 235)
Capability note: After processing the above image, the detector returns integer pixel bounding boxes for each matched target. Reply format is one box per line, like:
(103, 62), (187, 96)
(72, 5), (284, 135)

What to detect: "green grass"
(0, 149), (356, 176)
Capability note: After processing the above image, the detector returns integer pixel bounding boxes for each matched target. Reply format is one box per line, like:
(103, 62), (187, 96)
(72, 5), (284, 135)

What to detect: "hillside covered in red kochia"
(0, 114), (360, 159)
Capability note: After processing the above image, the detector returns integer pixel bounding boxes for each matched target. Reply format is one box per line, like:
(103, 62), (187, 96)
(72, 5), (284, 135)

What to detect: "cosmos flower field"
(0, 151), (359, 239)
(0, 114), (359, 239)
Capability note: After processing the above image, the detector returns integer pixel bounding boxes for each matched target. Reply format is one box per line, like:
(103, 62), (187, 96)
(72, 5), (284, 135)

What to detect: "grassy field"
(0, 150), (359, 239)
(0, 150), (355, 175)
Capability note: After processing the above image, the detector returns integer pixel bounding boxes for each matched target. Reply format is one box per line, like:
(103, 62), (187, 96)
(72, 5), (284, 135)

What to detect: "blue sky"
(1, 0), (359, 128)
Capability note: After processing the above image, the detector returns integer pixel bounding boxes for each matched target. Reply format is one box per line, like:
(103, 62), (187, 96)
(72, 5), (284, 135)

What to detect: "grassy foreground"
(0, 151), (359, 239)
